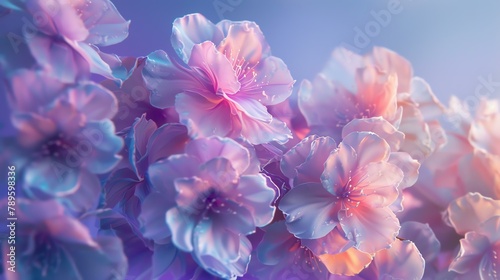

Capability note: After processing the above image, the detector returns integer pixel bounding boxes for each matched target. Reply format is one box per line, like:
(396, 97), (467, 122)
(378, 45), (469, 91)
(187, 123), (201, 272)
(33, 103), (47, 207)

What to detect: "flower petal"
(142, 50), (199, 109)
(279, 182), (338, 239)
(319, 247), (373, 276)
(171, 13), (224, 63)
(342, 131), (391, 168)
(399, 221), (441, 262)
(217, 21), (271, 74)
(351, 162), (402, 208)
(373, 240), (425, 280)
(175, 92), (235, 139)
(342, 117), (404, 152)
(186, 136), (250, 174)
(231, 174), (276, 227)
(166, 207), (196, 252)
(302, 226), (353, 256)
(446, 193), (500, 235)
(339, 205), (400, 254)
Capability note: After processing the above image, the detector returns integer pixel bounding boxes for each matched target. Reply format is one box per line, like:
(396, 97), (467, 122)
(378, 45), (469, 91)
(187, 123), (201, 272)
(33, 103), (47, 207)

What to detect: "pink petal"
(239, 56), (294, 106)
(320, 47), (364, 93)
(217, 21), (271, 77)
(175, 92), (235, 139)
(238, 112), (292, 145)
(410, 77), (445, 121)
(469, 99), (500, 156)
(342, 131), (391, 168)
(142, 50), (201, 109)
(368, 47), (413, 94)
(188, 41), (240, 95)
(321, 141), (357, 195)
(351, 162), (402, 208)
(388, 152), (419, 189)
(294, 136), (337, 185)
(171, 13), (224, 63)
(342, 117), (404, 151)
(339, 205), (400, 254)
(319, 247), (373, 276)
(373, 240), (425, 280)
(31, 0), (89, 41)
(354, 67), (399, 121)
(226, 95), (272, 122)
(449, 232), (489, 276)
(446, 192), (500, 235)
(477, 216), (500, 245)
(281, 135), (322, 180)
(186, 137), (250, 174)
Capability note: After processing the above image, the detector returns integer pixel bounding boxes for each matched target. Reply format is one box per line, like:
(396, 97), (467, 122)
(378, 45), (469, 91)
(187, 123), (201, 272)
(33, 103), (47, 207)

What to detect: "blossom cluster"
(0, 1), (499, 279)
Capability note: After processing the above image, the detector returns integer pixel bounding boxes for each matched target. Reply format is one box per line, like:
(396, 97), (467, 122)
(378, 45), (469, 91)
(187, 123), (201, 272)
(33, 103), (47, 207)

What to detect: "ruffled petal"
(446, 193), (500, 235)
(319, 247), (373, 276)
(339, 205), (400, 254)
(399, 221), (441, 262)
(217, 21), (271, 74)
(410, 77), (445, 121)
(279, 182), (338, 239)
(175, 92), (235, 139)
(341, 131), (391, 168)
(171, 13), (224, 63)
(294, 136), (337, 185)
(231, 174), (276, 227)
(166, 207), (196, 252)
(77, 0), (130, 46)
(239, 111), (292, 145)
(369, 46), (413, 94)
(449, 232), (489, 276)
(321, 141), (357, 195)
(186, 136), (250, 174)
(342, 117), (404, 151)
(373, 240), (425, 280)
(351, 162), (402, 208)
(147, 154), (199, 195)
(142, 50), (200, 109)
(239, 56), (294, 106)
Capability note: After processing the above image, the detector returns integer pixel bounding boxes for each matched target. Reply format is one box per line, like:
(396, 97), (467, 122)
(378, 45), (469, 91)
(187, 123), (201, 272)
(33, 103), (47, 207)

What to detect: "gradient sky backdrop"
(1, 0), (500, 135)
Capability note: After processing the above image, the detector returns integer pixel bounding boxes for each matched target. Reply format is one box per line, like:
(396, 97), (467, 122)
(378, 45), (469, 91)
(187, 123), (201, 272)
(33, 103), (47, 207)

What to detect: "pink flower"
(2, 0), (130, 82)
(142, 13), (294, 145)
(425, 97), (500, 202)
(298, 47), (445, 160)
(446, 193), (500, 279)
(279, 131), (412, 255)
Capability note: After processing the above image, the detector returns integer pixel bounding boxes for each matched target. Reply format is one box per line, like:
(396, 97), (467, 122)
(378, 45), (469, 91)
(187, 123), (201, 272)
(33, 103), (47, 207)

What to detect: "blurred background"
(1, 0), (500, 135)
